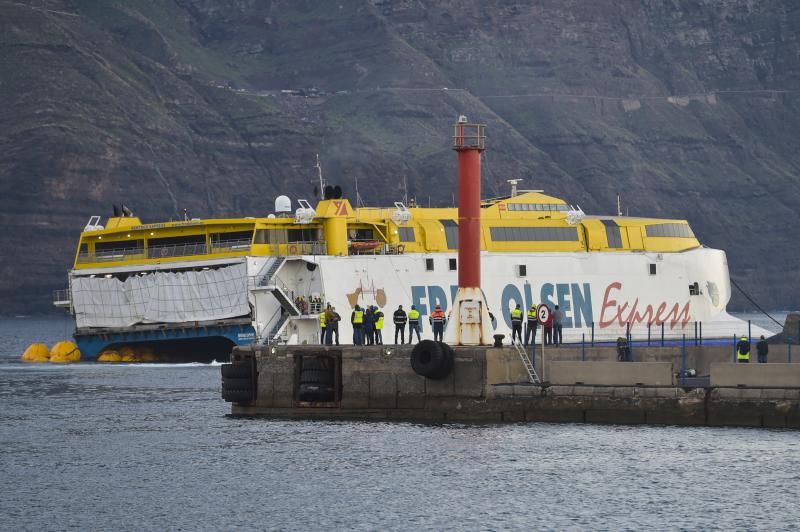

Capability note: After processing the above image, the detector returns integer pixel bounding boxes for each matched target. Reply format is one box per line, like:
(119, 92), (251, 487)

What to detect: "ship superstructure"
(55, 187), (744, 360)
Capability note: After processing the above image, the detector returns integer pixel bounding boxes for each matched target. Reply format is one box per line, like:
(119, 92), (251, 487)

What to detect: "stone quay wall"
(229, 344), (800, 428)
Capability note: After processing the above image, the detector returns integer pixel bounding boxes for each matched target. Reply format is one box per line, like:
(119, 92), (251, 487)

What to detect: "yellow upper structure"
(72, 192), (700, 269)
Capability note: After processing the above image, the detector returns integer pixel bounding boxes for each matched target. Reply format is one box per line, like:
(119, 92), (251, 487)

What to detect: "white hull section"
(253, 248), (766, 345)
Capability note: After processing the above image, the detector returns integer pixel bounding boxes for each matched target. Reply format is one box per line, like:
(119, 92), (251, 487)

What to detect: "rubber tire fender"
(222, 377), (253, 390)
(221, 364), (251, 379)
(299, 369), (334, 386)
(301, 356), (327, 371)
(410, 340), (447, 379)
(298, 383), (335, 402)
(430, 342), (455, 380)
(222, 388), (254, 403)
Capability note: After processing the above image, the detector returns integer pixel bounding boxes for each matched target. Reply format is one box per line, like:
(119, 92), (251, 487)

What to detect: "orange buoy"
(21, 343), (51, 363)
(97, 349), (122, 363)
(49, 341), (81, 363)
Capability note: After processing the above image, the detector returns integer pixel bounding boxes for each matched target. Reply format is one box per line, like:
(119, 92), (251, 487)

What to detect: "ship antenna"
(354, 176), (364, 208)
(507, 178), (522, 197)
(617, 193), (622, 216)
(402, 175), (408, 206)
(314, 153), (326, 195)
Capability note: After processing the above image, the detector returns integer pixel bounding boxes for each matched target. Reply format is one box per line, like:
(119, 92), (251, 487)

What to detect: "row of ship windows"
(506, 203), (571, 212)
(84, 222), (695, 254)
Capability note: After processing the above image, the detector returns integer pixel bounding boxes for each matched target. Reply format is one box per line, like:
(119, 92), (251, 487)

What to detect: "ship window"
(349, 228), (375, 241)
(649, 264), (657, 275)
(689, 282), (700, 296)
(254, 228), (287, 244)
(95, 239), (144, 252)
(601, 220), (623, 248)
(288, 228), (321, 242)
(507, 203), (570, 212)
(517, 265), (527, 277)
(210, 230), (253, 249)
(426, 258), (434, 271)
(148, 234), (207, 258)
(645, 223), (695, 238)
(449, 258), (457, 271)
(398, 227), (415, 242)
(440, 219), (459, 249)
(490, 226), (579, 241)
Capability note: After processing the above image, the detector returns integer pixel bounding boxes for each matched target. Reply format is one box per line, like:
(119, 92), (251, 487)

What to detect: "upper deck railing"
(77, 238), (253, 264)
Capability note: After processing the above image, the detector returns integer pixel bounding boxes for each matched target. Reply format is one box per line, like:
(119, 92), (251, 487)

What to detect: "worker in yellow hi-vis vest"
(408, 305), (421, 344)
(374, 306), (384, 345)
(736, 336), (750, 363)
(319, 309), (326, 344)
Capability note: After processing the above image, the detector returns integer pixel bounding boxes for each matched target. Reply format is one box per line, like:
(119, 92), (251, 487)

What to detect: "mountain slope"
(1, 0), (799, 313)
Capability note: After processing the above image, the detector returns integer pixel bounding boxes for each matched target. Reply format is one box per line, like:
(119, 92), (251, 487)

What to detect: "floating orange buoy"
(97, 349), (122, 363)
(119, 345), (139, 362)
(138, 346), (157, 362)
(21, 343), (50, 363)
(49, 341), (81, 363)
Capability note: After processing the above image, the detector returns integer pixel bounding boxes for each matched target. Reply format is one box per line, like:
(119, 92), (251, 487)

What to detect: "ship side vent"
(84, 216), (104, 232)
(565, 205), (585, 225)
(391, 202), (411, 225)
(275, 195), (292, 215)
(295, 199), (316, 224)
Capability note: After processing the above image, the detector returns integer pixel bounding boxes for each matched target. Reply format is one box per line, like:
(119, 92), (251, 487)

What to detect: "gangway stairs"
(512, 341), (540, 384)
(262, 314), (289, 345)
(258, 257), (286, 287)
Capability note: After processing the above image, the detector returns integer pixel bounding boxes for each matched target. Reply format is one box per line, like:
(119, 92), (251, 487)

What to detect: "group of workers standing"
(349, 304), (385, 345)
(319, 300), (569, 346)
(736, 335), (769, 363)
(510, 303), (563, 346)
(390, 304), (445, 343)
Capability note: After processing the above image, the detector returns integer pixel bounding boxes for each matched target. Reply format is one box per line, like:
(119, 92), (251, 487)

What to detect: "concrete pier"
(226, 344), (800, 428)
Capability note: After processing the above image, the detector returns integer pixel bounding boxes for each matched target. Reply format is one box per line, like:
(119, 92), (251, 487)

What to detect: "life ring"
(397, 244), (405, 254)
(288, 244), (298, 255)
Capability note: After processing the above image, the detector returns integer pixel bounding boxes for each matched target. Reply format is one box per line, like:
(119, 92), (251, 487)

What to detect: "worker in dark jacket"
(393, 305), (407, 344)
(363, 306), (375, 345)
(757, 335), (769, 363)
(736, 336), (750, 363)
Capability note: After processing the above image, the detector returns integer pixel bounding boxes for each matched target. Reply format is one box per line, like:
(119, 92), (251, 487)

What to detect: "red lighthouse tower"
(444, 116), (493, 346)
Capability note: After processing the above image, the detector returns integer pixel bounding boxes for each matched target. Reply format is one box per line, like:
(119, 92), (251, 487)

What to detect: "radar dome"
(275, 195), (292, 214)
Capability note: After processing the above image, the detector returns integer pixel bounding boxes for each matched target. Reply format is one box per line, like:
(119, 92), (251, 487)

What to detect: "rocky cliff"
(2, 0), (799, 313)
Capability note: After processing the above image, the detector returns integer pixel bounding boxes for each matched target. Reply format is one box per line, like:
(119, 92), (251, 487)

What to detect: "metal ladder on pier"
(512, 341), (540, 384)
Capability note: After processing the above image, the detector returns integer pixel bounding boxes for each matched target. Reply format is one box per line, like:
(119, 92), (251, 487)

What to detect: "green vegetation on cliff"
(1, 0), (799, 312)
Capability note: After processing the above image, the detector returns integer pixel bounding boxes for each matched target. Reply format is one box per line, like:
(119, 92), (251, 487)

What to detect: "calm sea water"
(1, 317), (799, 531)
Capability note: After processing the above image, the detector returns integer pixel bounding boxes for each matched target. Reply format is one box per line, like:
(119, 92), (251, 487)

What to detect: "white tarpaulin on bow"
(72, 263), (250, 328)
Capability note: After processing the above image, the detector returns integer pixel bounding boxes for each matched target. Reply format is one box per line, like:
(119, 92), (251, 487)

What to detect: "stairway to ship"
(258, 257), (286, 287)
(261, 314), (290, 345)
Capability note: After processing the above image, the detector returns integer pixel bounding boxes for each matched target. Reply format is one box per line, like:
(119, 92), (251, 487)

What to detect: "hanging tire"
(221, 364), (251, 379)
(223, 376), (253, 390)
(222, 388), (254, 403)
(299, 369), (334, 385)
(411, 340), (448, 379)
(429, 342), (455, 379)
(298, 383), (335, 402)
(301, 356), (327, 371)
